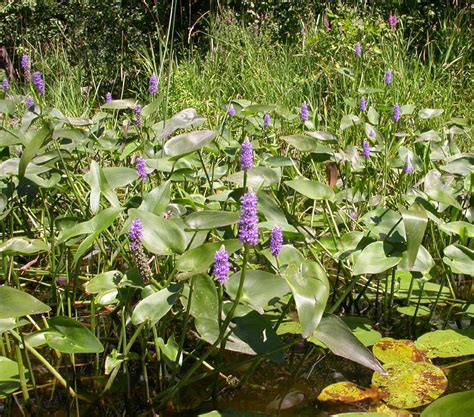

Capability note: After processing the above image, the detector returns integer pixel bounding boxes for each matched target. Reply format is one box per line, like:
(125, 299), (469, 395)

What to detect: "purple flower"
(26, 96), (34, 110)
(362, 139), (371, 158)
(2, 79), (9, 91)
(359, 97), (366, 112)
(300, 101), (309, 122)
(324, 16), (331, 32)
(213, 245), (230, 284)
(263, 113), (271, 127)
(105, 92), (112, 103)
(149, 74), (158, 94)
(129, 219), (143, 251)
(238, 191), (259, 246)
(135, 104), (142, 128)
(385, 70), (392, 85)
(350, 211), (357, 222)
(388, 15), (398, 29)
(240, 138), (253, 170)
(269, 226), (283, 257)
(32, 71), (45, 96)
(21, 54), (30, 81)
(226, 15), (233, 25)
(404, 154), (414, 174)
(392, 104), (401, 122)
(136, 157), (148, 181)
(355, 42), (361, 57)
(228, 104), (236, 117)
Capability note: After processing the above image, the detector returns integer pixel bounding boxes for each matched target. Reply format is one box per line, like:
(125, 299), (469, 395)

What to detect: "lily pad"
(317, 381), (380, 403)
(372, 361), (447, 409)
(373, 338), (428, 363)
(415, 329), (474, 358)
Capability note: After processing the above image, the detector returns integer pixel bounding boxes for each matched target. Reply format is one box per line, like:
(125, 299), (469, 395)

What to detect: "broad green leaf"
(317, 382), (379, 403)
(0, 129), (21, 147)
(226, 270), (290, 313)
(177, 239), (242, 273)
(397, 305), (431, 317)
(282, 134), (332, 152)
(184, 211), (240, 230)
(0, 238), (49, 255)
(361, 208), (406, 243)
(284, 261), (329, 338)
(43, 316), (104, 353)
(372, 361), (447, 408)
(226, 167), (280, 188)
(101, 99), (136, 110)
(367, 106), (379, 124)
(285, 178), (335, 201)
(418, 108), (444, 119)
(400, 104), (415, 115)
(398, 245), (434, 273)
(415, 329), (474, 358)
(85, 271), (124, 293)
(340, 114), (360, 131)
(443, 244), (474, 275)
(441, 154), (474, 176)
(421, 390), (474, 417)
(0, 286), (51, 319)
(439, 221), (474, 238)
(240, 104), (276, 115)
(306, 131), (338, 142)
(163, 130), (216, 157)
(352, 242), (402, 275)
(0, 357), (29, 398)
(142, 93), (164, 117)
(416, 130), (441, 143)
(84, 161), (120, 214)
(139, 181), (171, 215)
(128, 209), (186, 255)
(426, 187), (462, 210)
(19, 125), (51, 179)
(373, 338), (427, 363)
(0, 99), (16, 114)
(342, 316), (382, 347)
(0, 318), (29, 333)
(102, 167), (138, 189)
(132, 283), (183, 325)
(400, 206), (428, 270)
(310, 315), (385, 374)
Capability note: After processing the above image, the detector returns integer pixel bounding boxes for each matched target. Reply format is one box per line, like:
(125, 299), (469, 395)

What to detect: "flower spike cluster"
(136, 157), (148, 181)
(270, 226), (283, 257)
(129, 219), (152, 282)
(213, 245), (230, 284)
(300, 101), (309, 122)
(238, 191), (259, 246)
(149, 74), (158, 94)
(33, 71), (45, 96)
(240, 139), (254, 170)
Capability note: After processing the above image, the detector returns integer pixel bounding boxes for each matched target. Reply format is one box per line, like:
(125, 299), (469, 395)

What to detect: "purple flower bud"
(2, 79), (9, 91)
(226, 15), (233, 25)
(362, 139), (371, 158)
(105, 92), (112, 103)
(129, 219), (143, 250)
(385, 70), (392, 85)
(324, 16), (331, 32)
(263, 113), (271, 127)
(228, 104), (236, 117)
(135, 104), (142, 128)
(350, 211), (357, 222)
(355, 42), (362, 57)
(26, 96), (34, 110)
(392, 104), (401, 122)
(369, 130), (376, 138)
(359, 97), (366, 112)
(239, 191), (259, 246)
(269, 226), (283, 257)
(388, 15), (398, 29)
(240, 138), (254, 170)
(404, 154), (414, 174)
(149, 74), (158, 94)
(213, 245), (231, 284)
(136, 157), (148, 181)
(21, 54), (30, 81)
(32, 71), (45, 96)
(300, 101), (309, 122)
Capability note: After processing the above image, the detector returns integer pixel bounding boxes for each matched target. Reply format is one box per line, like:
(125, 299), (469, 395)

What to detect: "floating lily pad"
(415, 329), (474, 358)
(372, 361), (447, 409)
(317, 381), (380, 403)
(373, 338), (428, 363)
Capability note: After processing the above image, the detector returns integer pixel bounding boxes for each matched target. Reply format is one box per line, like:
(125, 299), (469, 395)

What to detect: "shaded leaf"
(0, 357), (29, 398)
(420, 390), (474, 417)
(0, 286), (51, 319)
(443, 244), (474, 275)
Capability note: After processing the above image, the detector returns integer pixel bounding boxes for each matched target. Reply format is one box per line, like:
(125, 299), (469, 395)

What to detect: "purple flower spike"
(105, 92), (112, 103)
(385, 70), (392, 85)
(300, 101), (309, 122)
(213, 245), (230, 284)
(228, 104), (236, 117)
(359, 97), (366, 112)
(404, 154), (414, 174)
(2, 79), (9, 91)
(324, 16), (331, 32)
(135, 104), (142, 128)
(388, 15), (398, 29)
(263, 113), (271, 127)
(392, 104), (401, 122)
(355, 42), (361, 57)
(26, 96), (34, 110)
(32, 71), (45, 96)
(21, 54), (30, 81)
(240, 138), (254, 170)
(149, 74), (158, 94)
(362, 139), (371, 158)
(136, 157), (148, 181)
(239, 191), (259, 246)
(270, 226), (283, 257)
(129, 219), (143, 250)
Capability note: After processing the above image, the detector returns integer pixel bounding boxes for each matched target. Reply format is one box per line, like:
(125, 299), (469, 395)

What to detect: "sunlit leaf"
(418, 108), (444, 119)
(352, 242), (402, 275)
(183, 211), (240, 230)
(164, 130), (216, 157)
(400, 205), (428, 270)
(0, 357), (29, 398)
(317, 381), (380, 403)
(415, 329), (474, 358)
(0, 237), (49, 255)
(443, 244), (474, 275)
(285, 178), (335, 201)
(373, 338), (428, 363)
(0, 286), (51, 319)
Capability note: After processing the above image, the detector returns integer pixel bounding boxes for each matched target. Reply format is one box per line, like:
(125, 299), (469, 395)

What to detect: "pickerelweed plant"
(0, 6), (472, 416)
